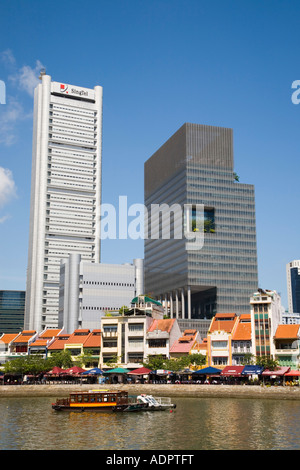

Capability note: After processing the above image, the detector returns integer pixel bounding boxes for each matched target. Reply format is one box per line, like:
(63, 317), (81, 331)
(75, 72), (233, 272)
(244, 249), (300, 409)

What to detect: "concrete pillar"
(187, 286), (191, 320)
(175, 290), (179, 319)
(181, 288), (185, 319)
(170, 293), (173, 318)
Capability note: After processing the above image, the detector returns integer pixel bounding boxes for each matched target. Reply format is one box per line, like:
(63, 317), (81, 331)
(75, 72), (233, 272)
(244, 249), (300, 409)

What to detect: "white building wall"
(59, 254), (144, 333)
(25, 73), (103, 331)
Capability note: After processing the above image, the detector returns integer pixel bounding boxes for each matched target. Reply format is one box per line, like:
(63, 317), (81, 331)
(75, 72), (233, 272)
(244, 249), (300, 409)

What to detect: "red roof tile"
(0, 333), (19, 344)
(12, 331), (36, 344)
(148, 319), (175, 333)
(48, 334), (71, 350)
(232, 321), (251, 341)
(274, 324), (300, 339)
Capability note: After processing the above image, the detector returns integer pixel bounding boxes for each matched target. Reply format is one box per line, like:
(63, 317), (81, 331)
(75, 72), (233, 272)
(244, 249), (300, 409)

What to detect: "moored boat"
(52, 389), (146, 412)
(51, 390), (176, 412)
(137, 394), (176, 411)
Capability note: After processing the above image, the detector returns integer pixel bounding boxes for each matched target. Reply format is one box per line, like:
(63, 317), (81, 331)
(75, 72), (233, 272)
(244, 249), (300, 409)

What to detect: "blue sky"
(0, 0), (299, 309)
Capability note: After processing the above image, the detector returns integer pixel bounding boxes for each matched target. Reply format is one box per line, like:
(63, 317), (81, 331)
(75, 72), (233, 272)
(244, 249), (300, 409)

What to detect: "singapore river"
(1, 395), (300, 451)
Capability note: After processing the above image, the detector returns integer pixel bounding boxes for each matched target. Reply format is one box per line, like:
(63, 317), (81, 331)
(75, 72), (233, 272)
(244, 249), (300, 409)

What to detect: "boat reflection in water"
(52, 389), (176, 413)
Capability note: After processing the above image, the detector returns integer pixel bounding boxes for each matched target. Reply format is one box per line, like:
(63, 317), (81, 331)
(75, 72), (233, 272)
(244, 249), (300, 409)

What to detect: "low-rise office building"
(59, 255), (144, 333)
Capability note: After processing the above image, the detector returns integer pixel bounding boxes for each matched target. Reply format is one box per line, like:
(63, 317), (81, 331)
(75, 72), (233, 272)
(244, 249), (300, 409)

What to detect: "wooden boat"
(52, 389), (147, 412)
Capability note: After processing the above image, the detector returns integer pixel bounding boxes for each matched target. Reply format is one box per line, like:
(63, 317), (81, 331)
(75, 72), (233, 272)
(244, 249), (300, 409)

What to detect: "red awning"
(284, 369), (300, 376)
(62, 366), (86, 375)
(127, 367), (152, 375)
(262, 367), (290, 376)
(220, 366), (245, 377)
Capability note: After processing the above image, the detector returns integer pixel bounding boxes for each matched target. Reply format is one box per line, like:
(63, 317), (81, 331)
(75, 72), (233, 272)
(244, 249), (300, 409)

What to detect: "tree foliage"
(143, 353), (206, 372)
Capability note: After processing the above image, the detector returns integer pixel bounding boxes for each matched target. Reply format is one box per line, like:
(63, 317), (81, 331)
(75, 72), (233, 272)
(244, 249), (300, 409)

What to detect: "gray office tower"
(144, 123), (258, 335)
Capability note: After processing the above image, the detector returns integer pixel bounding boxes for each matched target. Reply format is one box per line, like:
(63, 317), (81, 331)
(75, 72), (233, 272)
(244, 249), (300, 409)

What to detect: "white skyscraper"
(25, 71), (103, 331)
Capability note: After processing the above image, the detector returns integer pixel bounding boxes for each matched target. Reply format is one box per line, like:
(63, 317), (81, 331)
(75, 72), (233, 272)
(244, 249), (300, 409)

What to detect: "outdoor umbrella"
(46, 366), (65, 375)
(81, 367), (103, 375)
(63, 366), (86, 375)
(127, 367), (153, 375)
(103, 367), (130, 374)
(192, 367), (222, 375)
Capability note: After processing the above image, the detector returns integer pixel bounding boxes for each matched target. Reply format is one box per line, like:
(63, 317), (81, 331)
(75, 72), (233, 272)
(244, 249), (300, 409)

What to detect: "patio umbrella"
(46, 366), (65, 375)
(103, 367), (130, 374)
(81, 368), (103, 375)
(192, 367), (222, 375)
(63, 366), (86, 375)
(127, 367), (152, 375)
(178, 368), (194, 374)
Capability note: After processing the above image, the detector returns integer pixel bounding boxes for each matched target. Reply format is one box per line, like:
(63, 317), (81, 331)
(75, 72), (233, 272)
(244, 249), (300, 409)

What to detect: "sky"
(0, 0), (300, 309)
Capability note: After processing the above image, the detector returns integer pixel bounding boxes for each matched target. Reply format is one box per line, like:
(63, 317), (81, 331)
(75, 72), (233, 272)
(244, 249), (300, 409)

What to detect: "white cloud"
(0, 97), (30, 146)
(0, 215), (11, 224)
(0, 167), (16, 208)
(1, 49), (16, 68)
(9, 59), (44, 97)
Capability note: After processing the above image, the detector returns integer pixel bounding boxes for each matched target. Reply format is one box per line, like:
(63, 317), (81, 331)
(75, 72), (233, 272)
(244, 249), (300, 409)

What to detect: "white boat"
(137, 394), (176, 411)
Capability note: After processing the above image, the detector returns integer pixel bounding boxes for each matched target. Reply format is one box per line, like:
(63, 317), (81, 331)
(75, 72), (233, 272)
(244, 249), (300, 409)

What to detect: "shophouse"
(274, 324), (300, 368)
(231, 314), (252, 365)
(206, 313), (239, 367)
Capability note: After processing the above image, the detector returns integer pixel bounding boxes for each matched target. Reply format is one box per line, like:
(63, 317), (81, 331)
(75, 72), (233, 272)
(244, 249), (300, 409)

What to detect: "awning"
(262, 366), (290, 376)
(284, 370), (300, 377)
(127, 367), (152, 375)
(62, 366), (86, 375)
(192, 367), (222, 375)
(153, 370), (173, 375)
(220, 366), (245, 377)
(103, 367), (130, 374)
(81, 368), (103, 375)
(241, 365), (264, 375)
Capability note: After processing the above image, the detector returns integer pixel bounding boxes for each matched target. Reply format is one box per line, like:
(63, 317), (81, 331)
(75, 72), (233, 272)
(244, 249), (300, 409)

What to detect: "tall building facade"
(286, 260), (300, 313)
(0, 290), (25, 334)
(144, 123), (258, 328)
(25, 72), (103, 331)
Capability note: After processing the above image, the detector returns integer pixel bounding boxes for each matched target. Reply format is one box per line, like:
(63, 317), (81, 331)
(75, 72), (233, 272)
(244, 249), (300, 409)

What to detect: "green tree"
(142, 354), (166, 371)
(119, 305), (129, 315)
(255, 355), (279, 370)
(49, 350), (73, 369)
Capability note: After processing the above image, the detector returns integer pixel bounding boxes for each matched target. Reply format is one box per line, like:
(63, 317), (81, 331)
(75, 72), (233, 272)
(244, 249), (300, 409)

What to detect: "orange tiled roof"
(12, 330), (36, 344)
(232, 321), (251, 341)
(274, 324), (300, 339)
(30, 339), (49, 347)
(39, 329), (61, 338)
(83, 330), (101, 348)
(209, 314), (237, 333)
(48, 334), (71, 350)
(148, 319), (175, 333)
(192, 340), (208, 351)
(0, 333), (19, 344)
(66, 329), (91, 344)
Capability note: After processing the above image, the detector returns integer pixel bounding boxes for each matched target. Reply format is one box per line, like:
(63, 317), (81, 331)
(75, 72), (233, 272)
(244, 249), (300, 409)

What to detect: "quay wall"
(1, 383), (300, 400)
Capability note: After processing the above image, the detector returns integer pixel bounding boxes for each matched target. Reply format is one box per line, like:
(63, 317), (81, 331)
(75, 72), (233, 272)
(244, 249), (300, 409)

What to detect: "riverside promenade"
(1, 383), (300, 400)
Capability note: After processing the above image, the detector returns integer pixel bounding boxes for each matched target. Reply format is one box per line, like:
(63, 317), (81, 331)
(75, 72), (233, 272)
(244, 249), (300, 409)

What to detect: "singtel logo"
(60, 84), (88, 97)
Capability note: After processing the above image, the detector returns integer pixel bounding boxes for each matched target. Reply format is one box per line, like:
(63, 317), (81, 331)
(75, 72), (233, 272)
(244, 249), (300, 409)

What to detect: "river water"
(1, 395), (300, 450)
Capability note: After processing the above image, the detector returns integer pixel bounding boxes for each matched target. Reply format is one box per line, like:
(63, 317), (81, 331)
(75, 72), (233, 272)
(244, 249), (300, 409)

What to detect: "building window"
(148, 339), (166, 348)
